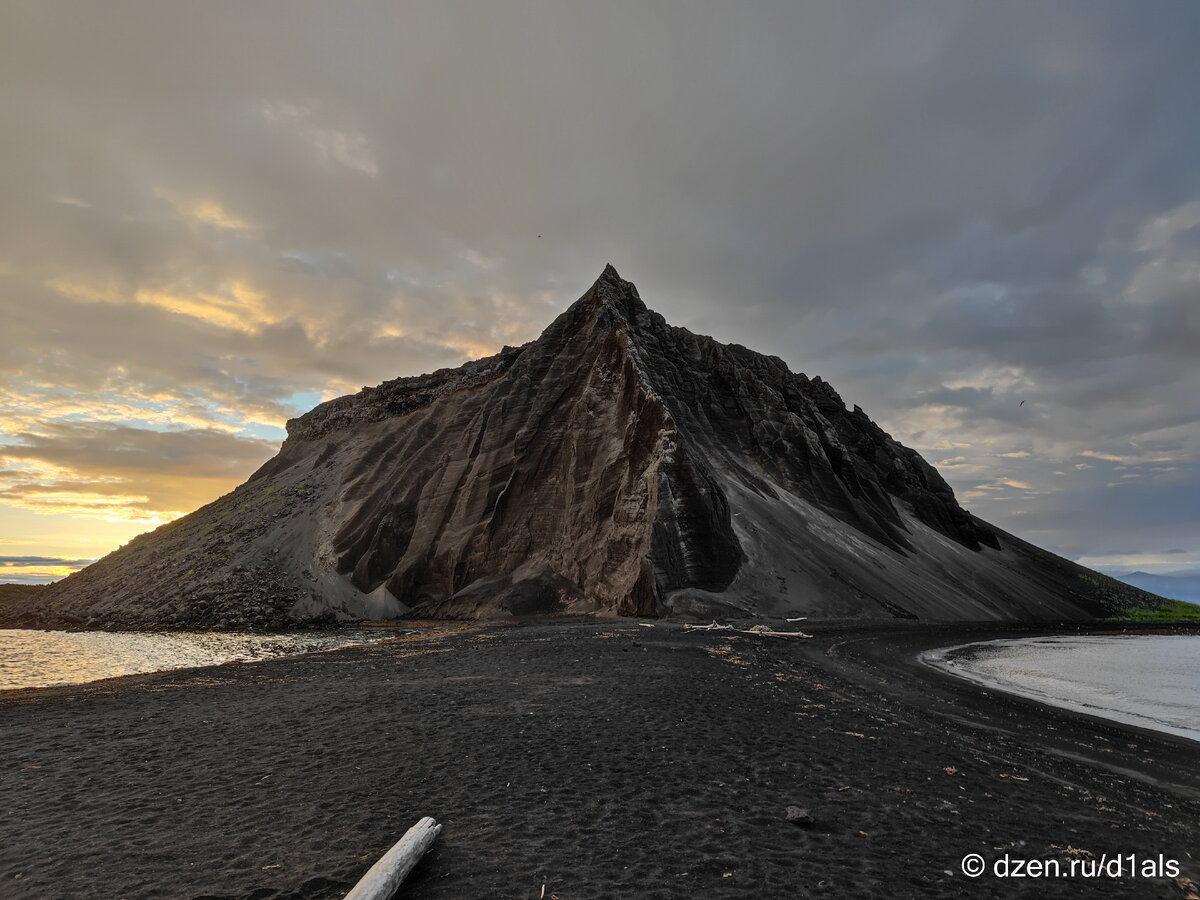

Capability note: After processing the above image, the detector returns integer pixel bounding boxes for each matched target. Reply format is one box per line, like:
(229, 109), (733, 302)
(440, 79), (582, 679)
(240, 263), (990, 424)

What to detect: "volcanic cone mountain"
(2, 267), (1154, 629)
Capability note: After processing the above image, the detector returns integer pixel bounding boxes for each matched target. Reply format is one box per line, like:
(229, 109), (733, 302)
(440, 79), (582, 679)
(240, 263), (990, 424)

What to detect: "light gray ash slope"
(0, 267), (1156, 628)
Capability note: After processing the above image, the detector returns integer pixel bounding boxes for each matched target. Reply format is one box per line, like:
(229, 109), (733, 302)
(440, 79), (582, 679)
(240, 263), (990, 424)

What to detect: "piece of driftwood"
(344, 817), (442, 900)
(682, 620), (811, 638)
(682, 620), (733, 632)
(738, 625), (812, 639)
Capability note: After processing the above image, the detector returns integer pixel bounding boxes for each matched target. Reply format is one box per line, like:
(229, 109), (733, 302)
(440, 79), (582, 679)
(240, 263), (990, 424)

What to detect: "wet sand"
(1, 619), (1198, 899)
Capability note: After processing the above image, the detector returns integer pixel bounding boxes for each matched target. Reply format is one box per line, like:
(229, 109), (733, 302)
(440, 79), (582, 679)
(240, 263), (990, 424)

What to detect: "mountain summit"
(2, 268), (1152, 628)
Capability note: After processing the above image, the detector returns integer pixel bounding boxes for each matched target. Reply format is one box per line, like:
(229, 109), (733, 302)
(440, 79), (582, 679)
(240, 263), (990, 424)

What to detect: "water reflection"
(923, 635), (1200, 743)
(0, 628), (409, 691)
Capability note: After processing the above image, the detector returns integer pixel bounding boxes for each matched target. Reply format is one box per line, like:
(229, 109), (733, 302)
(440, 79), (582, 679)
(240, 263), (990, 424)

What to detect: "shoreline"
(809, 623), (1200, 801)
(0, 623), (434, 694)
(2, 620), (1198, 898)
(0, 616), (1192, 702)
(919, 633), (1200, 745)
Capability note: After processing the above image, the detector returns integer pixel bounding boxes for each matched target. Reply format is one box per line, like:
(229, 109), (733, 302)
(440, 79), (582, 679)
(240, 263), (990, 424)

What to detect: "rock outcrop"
(0, 266), (1159, 629)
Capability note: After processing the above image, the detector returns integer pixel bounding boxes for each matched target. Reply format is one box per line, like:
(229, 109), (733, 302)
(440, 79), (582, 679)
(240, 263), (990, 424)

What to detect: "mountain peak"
(585, 263), (645, 316)
(544, 264), (656, 342)
(1, 268), (1139, 630)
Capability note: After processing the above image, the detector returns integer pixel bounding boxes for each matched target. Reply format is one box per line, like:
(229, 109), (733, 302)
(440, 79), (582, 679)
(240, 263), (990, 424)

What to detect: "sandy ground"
(1, 619), (1198, 899)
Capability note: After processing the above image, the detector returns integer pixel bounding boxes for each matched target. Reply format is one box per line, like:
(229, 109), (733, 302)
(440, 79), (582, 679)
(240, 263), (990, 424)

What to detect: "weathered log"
(682, 620), (733, 632)
(344, 816), (442, 900)
(681, 621), (810, 638)
(738, 626), (812, 639)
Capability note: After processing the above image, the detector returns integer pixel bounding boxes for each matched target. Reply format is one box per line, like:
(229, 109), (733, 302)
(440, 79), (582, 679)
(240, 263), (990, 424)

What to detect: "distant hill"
(0, 267), (1163, 629)
(1114, 572), (1200, 606)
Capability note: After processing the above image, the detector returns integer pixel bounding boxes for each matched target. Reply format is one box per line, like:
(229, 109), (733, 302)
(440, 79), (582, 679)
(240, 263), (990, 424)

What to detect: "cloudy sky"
(2, 2), (1198, 584)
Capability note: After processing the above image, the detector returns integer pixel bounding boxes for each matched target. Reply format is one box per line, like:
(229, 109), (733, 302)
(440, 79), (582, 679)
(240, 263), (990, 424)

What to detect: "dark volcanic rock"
(0, 583), (47, 609)
(0, 267), (1159, 629)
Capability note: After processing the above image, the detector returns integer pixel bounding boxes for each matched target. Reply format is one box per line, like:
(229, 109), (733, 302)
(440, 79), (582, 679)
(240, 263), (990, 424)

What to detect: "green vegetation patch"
(1112, 598), (1200, 623)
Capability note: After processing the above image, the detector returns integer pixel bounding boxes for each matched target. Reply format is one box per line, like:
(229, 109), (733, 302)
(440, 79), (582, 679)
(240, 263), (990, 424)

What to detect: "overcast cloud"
(1, 1), (1197, 576)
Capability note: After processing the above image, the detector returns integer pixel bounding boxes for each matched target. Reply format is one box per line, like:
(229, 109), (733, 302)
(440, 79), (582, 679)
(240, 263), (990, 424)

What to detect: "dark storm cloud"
(2, 423), (276, 479)
(0, 423), (278, 519)
(0, 557), (96, 568)
(0, 1), (1198, 569)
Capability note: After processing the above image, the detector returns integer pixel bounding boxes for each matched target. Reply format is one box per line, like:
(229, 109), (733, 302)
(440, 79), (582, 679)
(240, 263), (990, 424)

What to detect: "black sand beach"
(2, 620), (1198, 899)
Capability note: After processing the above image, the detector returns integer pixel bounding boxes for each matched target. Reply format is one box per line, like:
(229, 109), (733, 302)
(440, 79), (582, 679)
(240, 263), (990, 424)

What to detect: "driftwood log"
(682, 621), (812, 638)
(682, 621), (734, 632)
(344, 817), (442, 900)
(739, 627), (813, 639)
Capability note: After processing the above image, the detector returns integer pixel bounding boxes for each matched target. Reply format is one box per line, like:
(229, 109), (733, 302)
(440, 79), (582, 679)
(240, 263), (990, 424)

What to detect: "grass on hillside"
(1110, 598), (1200, 623)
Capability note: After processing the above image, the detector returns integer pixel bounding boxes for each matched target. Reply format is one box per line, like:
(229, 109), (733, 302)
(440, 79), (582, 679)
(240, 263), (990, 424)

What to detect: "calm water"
(923, 635), (1200, 743)
(0, 628), (410, 692)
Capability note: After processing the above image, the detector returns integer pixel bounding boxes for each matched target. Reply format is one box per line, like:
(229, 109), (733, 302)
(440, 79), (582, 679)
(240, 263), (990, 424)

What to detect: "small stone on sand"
(785, 806), (814, 825)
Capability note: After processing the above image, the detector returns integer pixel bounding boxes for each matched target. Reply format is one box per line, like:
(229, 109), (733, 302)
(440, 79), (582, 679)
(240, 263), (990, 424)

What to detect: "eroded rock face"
(0, 266), (1156, 628)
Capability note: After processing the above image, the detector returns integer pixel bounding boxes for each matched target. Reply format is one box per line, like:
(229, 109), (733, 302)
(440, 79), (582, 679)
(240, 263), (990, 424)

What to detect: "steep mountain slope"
(1, 267), (1156, 628)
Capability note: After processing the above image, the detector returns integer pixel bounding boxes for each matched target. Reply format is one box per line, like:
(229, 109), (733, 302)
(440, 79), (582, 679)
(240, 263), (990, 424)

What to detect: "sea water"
(922, 634), (1200, 743)
(0, 627), (408, 691)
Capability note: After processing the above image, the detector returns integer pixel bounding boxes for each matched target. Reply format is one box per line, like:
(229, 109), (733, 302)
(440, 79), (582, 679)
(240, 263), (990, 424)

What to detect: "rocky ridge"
(0, 266), (1161, 629)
